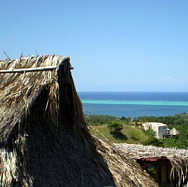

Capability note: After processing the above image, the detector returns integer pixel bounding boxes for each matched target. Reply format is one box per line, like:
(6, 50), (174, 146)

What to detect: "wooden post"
(161, 164), (168, 183)
(156, 164), (161, 183)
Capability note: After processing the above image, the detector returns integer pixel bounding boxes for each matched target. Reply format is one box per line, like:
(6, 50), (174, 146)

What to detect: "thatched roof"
(169, 128), (180, 136)
(0, 55), (71, 145)
(115, 143), (188, 186)
(0, 55), (158, 187)
(94, 137), (158, 187)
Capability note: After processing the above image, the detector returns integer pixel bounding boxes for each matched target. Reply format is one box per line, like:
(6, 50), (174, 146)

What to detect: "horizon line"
(77, 91), (188, 93)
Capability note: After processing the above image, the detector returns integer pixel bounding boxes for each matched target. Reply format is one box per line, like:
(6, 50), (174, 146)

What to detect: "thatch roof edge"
(115, 143), (188, 186)
(0, 55), (71, 146)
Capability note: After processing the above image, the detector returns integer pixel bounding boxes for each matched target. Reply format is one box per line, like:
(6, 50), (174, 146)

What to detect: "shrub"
(143, 137), (164, 147)
(145, 129), (155, 137)
(108, 122), (123, 133)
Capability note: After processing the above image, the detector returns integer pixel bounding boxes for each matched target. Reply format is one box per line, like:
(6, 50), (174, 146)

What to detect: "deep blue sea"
(78, 92), (188, 119)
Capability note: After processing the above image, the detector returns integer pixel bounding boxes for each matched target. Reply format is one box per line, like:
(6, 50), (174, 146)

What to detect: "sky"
(0, 1), (188, 92)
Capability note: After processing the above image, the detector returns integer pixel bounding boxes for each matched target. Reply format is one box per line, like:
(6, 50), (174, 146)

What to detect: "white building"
(142, 122), (167, 139)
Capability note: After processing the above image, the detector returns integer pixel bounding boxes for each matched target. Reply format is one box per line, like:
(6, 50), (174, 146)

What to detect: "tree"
(121, 116), (131, 124)
(108, 122), (123, 133)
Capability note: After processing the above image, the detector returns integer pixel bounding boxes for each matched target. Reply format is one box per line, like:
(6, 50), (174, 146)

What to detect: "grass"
(89, 123), (149, 144)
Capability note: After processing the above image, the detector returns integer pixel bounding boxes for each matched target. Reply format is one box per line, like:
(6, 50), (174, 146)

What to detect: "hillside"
(86, 114), (188, 148)
(89, 124), (149, 144)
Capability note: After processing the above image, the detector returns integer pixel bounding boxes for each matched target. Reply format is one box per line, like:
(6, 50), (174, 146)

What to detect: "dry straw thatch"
(115, 143), (188, 186)
(0, 55), (158, 187)
(169, 128), (180, 136)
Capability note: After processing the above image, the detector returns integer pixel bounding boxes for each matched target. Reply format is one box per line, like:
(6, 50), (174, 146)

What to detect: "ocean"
(78, 92), (188, 119)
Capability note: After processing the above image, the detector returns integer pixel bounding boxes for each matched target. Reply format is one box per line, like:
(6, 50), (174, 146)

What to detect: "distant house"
(169, 128), (180, 137)
(142, 122), (168, 139)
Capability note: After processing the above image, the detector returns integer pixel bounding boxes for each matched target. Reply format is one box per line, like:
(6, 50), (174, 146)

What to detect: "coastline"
(78, 92), (188, 118)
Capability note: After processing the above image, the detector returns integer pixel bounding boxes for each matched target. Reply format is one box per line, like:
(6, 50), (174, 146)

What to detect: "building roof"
(142, 122), (167, 126)
(115, 143), (188, 186)
(0, 55), (158, 187)
(169, 128), (180, 136)
(0, 55), (70, 145)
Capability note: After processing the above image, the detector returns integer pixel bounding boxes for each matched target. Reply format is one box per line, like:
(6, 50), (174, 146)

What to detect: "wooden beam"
(0, 66), (58, 73)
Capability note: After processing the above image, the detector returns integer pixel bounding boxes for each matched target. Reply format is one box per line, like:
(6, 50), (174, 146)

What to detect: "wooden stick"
(0, 66), (57, 73)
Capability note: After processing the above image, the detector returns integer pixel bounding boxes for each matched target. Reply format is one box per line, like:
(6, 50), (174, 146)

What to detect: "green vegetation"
(84, 115), (119, 125)
(107, 122), (126, 140)
(142, 129), (163, 147)
(133, 113), (188, 148)
(133, 113), (187, 127)
(90, 124), (148, 143)
(121, 116), (131, 124)
(108, 122), (123, 133)
(88, 115), (148, 143)
(87, 113), (188, 148)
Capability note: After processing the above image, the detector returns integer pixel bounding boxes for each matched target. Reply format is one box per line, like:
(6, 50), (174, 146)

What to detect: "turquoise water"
(78, 92), (188, 118)
(81, 99), (188, 106)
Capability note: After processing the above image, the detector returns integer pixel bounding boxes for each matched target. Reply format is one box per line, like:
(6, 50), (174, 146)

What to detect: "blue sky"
(1, 1), (188, 92)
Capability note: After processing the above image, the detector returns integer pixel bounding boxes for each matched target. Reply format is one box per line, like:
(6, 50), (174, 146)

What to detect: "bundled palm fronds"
(93, 137), (158, 187)
(0, 55), (158, 187)
(115, 143), (188, 186)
